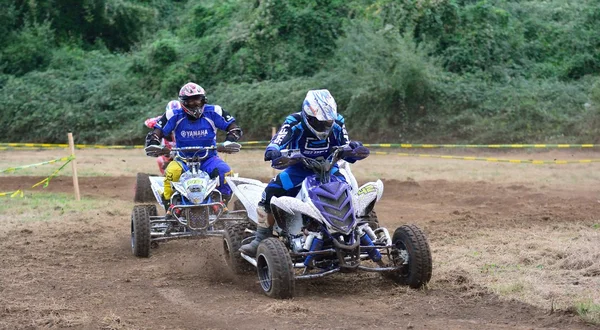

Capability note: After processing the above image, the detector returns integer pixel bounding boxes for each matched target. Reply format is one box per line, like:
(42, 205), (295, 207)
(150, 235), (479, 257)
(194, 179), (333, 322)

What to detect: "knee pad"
(256, 206), (269, 227)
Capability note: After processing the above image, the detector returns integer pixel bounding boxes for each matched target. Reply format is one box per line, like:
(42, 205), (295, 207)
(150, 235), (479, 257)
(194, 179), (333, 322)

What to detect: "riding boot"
(161, 194), (173, 219)
(239, 226), (272, 257)
(163, 195), (181, 220)
(239, 207), (272, 257)
(220, 194), (232, 213)
(222, 194), (232, 205)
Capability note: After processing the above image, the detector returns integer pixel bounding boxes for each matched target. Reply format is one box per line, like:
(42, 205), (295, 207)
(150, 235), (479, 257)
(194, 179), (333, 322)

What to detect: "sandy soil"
(0, 149), (599, 329)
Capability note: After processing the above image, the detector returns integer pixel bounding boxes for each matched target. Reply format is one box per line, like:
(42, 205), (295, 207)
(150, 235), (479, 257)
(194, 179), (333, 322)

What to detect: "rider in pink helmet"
(144, 116), (176, 175)
(144, 82), (243, 217)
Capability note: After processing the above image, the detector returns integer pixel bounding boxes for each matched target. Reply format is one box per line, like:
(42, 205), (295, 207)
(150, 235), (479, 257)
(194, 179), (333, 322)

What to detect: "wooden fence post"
(67, 132), (81, 201)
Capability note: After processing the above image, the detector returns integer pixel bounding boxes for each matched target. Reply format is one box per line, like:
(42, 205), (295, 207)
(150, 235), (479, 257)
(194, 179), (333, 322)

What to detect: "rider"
(239, 89), (365, 256)
(144, 115), (176, 175)
(144, 82), (243, 216)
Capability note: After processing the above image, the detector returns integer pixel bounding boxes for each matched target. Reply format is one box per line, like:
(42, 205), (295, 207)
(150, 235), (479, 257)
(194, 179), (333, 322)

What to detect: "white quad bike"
(223, 145), (433, 299)
(131, 143), (247, 258)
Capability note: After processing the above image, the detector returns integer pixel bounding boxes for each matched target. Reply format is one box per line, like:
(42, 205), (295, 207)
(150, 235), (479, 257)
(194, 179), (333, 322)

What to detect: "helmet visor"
(307, 116), (334, 135)
(182, 95), (206, 118)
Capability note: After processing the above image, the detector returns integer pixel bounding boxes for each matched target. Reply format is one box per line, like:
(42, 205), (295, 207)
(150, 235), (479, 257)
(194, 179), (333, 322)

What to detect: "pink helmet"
(144, 115), (161, 129)
(178, 82), (207, 119)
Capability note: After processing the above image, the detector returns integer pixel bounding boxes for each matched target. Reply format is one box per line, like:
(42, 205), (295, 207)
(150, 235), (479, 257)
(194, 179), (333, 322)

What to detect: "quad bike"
(223, 146), (433, 299)
(130, 143), (247, 258)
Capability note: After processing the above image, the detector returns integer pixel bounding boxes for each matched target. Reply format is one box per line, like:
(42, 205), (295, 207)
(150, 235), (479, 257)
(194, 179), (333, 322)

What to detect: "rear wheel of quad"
(131, 205), (151, 258)
(256, 238), (295, 299)
(134, 173), (155, 203)
(223, 221), (255, 275)
(388, 224), (432, 288)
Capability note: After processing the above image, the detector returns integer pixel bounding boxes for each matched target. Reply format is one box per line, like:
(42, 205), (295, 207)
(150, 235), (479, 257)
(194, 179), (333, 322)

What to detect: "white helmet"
(302, 89), (337, 140)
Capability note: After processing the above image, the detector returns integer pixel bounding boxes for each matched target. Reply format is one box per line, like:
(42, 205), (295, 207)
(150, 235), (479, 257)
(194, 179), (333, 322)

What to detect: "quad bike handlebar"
(145, 142), (241, 160)
(272, 145), (369, 170)
(271, 145), (370, 182)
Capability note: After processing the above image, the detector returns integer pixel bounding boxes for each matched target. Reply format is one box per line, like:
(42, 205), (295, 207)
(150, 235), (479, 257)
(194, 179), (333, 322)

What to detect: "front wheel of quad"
(140, 204), (157, 217)
(365, 209), (380, 230)
(388, 224), (432, 288)
(223, 221), (255, 275)
(134, 173), (155, 203)
(131, 205), (151, 258)
(256, 238), (295, 299)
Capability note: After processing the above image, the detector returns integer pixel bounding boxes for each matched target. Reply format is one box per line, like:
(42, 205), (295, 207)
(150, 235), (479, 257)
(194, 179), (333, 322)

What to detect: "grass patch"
(574, 300), (600, 324)
(0, 192), (122, 222)
(436, 223), (600, 321)
(493, 282), (526, 295)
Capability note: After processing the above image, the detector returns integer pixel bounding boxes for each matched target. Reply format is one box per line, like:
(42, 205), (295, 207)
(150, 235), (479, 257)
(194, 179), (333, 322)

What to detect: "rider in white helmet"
(239, 89), (366, 256)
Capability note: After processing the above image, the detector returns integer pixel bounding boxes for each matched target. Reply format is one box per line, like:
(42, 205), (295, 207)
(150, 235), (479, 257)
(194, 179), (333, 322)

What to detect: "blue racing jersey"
(267, 112), (349, 160)
(156, 101), (235, 158)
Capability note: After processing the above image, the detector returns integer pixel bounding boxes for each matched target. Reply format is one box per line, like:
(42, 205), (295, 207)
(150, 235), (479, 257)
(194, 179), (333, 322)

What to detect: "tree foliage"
(0, 0), (599, 144)
(5, 0), (157, 51)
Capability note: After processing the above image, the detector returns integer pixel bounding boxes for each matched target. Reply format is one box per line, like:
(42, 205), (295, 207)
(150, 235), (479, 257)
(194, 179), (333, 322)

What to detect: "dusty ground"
(1, 149), (599, 329)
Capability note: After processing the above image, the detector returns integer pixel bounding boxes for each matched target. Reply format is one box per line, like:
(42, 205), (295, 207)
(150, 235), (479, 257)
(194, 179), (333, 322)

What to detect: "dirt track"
(1, 173), (598, 329)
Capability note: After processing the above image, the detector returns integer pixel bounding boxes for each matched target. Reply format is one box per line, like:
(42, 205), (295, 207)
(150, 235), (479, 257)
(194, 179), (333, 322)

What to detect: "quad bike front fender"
(149, 176), (166, 206)
(226, 177), (267, 224)
(353, 179), (384, 217)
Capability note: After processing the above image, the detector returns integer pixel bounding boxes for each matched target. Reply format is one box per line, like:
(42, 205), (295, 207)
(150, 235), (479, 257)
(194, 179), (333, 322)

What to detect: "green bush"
(0, 1), (18, 48)
(6, 0), (158, 51)
(211, 77), (318, 140)
(0, 21), (55, 75)
(433, 76), (598, 143)
(323, 22), (440, 140)
(102, 0), (158, 50)
(176, 0), (348, 85)
(0, 48), (165, 143)
(149, 39), (179, 66)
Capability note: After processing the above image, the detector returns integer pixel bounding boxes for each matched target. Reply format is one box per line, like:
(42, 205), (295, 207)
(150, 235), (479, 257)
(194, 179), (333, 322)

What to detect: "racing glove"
(264, 148), (282, 161)
(349, 141), (363, 149)
(220, 141), (241, 153)
(342, 141), (369, 163)
(145, 132), (161, 157)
